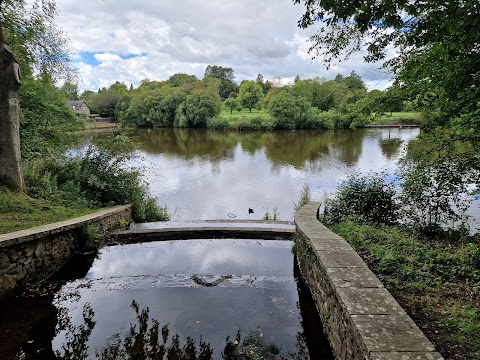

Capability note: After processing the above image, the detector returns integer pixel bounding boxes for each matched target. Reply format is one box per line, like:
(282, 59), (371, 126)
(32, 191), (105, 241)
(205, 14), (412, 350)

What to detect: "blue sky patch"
(73, 52), (149, 65)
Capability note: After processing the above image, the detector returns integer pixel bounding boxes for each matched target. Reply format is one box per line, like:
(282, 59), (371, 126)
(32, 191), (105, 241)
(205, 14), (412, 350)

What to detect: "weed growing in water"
(81, 224), (103, 251)
(262, 207), (280, 220)
(294, 184), (311, 213)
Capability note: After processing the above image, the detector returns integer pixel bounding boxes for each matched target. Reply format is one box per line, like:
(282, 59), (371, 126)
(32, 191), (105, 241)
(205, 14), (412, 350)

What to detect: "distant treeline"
(72, 66), (413, 130)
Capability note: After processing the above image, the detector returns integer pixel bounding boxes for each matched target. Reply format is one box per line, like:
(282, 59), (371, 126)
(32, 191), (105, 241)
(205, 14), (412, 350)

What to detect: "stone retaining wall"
(0, 205), (132, 297)
(294, 202), (443, 360)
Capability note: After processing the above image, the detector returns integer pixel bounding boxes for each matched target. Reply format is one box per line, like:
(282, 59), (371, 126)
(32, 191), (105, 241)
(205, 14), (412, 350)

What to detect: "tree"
(343, 71), (366, 91)
(20, 76), (83, 160)
(108, 81), (128, 95)
(80, 90), (96, 101)
(383, 86), (405, 115)
(204, 65), (237, 100)
(238, 80), (263, 112)
(175, 91), (221, 128)
(168, 73), (198, 87)
(224, 98), (239, 114)
(294, 0), (480, 174)
(204, 65), (234, 81)
(88, 92), (122, 118)
(268, 91), (312, 129)
(59, 81), (79, 100)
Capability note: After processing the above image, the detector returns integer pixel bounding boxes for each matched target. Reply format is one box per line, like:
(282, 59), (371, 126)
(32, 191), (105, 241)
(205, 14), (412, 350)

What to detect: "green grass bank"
(0, 187), (95, 234)
(329, 220), (480, 360)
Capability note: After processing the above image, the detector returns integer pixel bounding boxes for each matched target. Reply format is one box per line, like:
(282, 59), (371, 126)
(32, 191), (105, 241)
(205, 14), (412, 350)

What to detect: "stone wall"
(294, 202), (443, 360)
(0, 205), (132, 297)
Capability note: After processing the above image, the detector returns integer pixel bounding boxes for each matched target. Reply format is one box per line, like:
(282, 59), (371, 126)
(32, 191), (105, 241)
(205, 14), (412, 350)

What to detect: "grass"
(85, 121), (118, 129)
(329, 220), (480, 360)
(0, 186), (95, 234)
(208, 109), (275, 130)
(220, 108), (271, 119)
(374, 111), (422, 124)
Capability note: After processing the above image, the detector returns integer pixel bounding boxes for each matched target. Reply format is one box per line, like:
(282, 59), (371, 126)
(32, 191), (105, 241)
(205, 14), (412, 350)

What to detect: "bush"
(398, 159), (471, 234)
(304, 109), (335, 129)
(207, 115), (275, 130)
(323, 172), (399, 225)
(268, 92), (312, 129)
(24, 144), (169, 223)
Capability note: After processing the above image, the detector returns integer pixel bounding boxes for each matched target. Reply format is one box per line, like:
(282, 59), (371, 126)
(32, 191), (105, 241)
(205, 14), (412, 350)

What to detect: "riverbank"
(85, 121), (119, 130)
(204, 110), (420, 131)
(0, 187), (96, 235)
(329, 220), (480, 360)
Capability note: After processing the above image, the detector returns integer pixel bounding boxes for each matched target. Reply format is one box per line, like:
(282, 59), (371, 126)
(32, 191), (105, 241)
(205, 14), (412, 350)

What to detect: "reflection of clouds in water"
(124, 128), (420, 221)
(86, 240), (293, 279)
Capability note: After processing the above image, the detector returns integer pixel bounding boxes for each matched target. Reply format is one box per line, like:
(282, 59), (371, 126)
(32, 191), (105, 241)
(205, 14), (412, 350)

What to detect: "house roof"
(66, 100), (90, 109)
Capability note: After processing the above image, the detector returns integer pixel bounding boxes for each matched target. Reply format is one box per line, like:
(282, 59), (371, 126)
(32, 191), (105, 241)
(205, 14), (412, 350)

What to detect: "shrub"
(323, 172), (399, 225)
(207, 116), (229, 130)
(24, 144), (169, 223)
(294, 184), (311, 212)
(304, 109), (335, 129)
(81, 223), (102, 251)
(268, 92), (312, 129)
(398, 159), (471, 234)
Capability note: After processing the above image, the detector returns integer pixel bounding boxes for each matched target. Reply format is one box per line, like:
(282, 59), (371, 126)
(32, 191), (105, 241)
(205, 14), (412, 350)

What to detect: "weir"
(0, 204), (443, 359)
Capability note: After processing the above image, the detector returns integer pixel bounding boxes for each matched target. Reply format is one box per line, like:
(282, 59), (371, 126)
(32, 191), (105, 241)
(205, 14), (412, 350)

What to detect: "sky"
(56, 0), (395, 92)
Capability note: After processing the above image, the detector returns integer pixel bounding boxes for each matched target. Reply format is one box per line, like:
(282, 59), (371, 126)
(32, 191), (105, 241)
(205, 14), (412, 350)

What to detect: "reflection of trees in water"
(8, 253), (333, 359)
(326, 130), (365, 166)
(379, 138), (403, 160)
(134, 128), (369, 169)
(136, 128), (237, 163)
(49, 300), (310, 360)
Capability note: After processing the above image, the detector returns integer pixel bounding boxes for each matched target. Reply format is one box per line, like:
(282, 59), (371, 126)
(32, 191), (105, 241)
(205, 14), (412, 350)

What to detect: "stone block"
(316, 250), (366, 268)
(24, 246), (35, 257)
(310, 236), (353, 251)
(327, 267), (384, 288)
(0, 252), (10, 270)
(370, 352), (443, 360)
(1, 274), (17, 291)
(35, 242), (46, 257)
(337, 287), (406, 315)
(351, 314), (436, 352)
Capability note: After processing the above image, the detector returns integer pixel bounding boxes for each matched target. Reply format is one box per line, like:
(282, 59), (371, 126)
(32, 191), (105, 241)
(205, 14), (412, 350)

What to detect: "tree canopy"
(238, 80), (263, 112)
(1, 0), (75, 82)
(294, 0), (480, 173)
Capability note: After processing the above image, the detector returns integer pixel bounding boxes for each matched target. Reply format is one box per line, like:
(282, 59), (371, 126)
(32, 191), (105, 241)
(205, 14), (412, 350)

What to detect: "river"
(128, 127), (420, 221)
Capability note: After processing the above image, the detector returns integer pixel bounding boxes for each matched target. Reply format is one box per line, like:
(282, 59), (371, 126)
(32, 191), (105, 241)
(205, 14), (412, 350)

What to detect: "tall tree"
(204, 65), (236, 100)
(60, 81), (79, 100)
(80, 90), (96, 101)
(238, 81), (264, 112)
(204, 65), (235, 81)
(294, 0), (480, 173)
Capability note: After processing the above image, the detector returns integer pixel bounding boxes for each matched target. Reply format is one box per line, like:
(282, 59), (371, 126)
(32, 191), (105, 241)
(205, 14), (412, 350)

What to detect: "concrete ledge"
(109, 226), (294, 243)
(294, 202), (443, 360)
(0, 205), (132, 296)
(0, 205), (132, 248)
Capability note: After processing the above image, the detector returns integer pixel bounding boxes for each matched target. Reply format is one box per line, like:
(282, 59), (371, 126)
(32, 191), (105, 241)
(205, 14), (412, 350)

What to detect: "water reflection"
(130, 128), (419, 220)
(136, 128), (374, 168)
(3, 239), (333, 359)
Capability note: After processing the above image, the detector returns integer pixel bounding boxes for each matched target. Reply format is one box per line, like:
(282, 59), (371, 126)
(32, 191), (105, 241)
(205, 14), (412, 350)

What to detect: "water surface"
(49, 239), (332, 359)
(130, 128), (419, 221)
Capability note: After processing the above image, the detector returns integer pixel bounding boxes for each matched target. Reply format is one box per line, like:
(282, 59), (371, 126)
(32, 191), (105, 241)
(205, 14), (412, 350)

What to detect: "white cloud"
(57, 0), (395, 91)
(94, 53), (122, 63)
